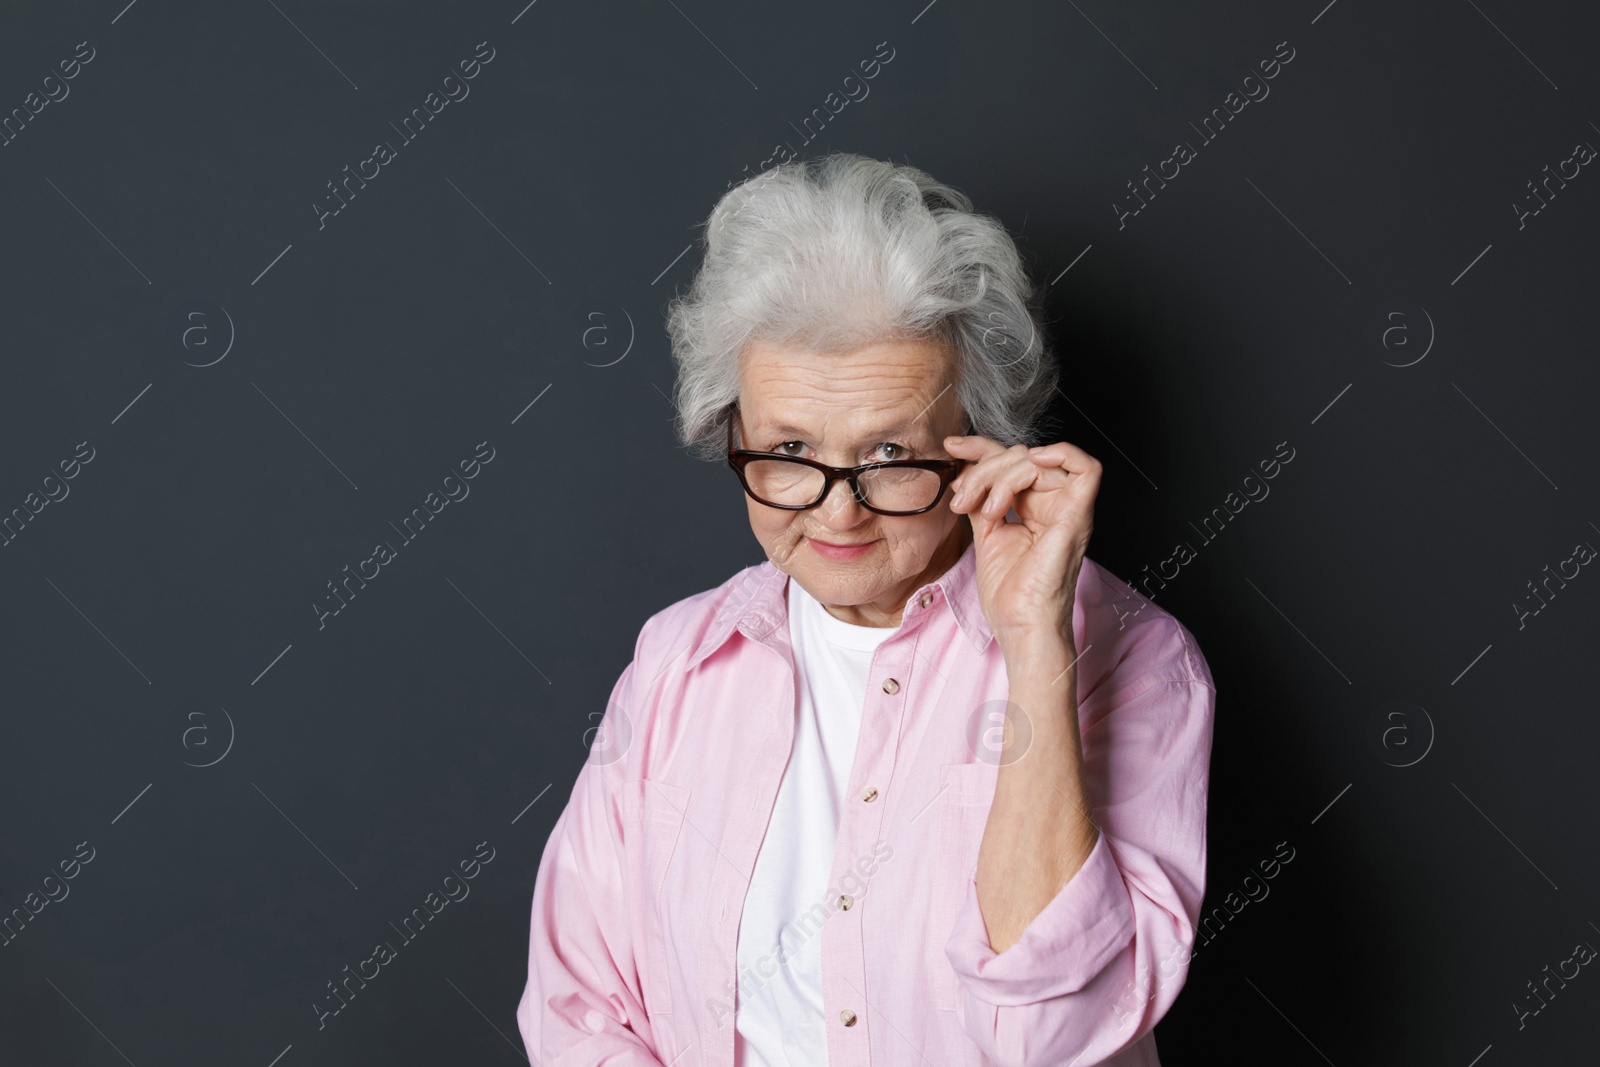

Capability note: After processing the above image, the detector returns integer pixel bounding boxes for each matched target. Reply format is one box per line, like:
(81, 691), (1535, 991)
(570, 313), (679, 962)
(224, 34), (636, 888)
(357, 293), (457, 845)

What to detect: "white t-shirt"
(733, 576), (896, 1067)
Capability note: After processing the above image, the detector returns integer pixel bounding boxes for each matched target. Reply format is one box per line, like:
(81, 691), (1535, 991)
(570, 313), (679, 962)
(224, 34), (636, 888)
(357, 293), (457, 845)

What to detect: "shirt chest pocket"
(618, 777), (692, 1018)
(930, 762), (997, 1012)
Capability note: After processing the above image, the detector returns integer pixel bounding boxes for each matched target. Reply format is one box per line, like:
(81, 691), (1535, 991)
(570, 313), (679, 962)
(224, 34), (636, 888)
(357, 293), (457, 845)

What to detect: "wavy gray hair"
(663, 152), (1059, 462)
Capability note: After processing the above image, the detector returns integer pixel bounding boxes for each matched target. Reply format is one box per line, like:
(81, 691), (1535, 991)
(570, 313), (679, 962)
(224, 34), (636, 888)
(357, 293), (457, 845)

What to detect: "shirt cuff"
(944, 830), (1137, 1004)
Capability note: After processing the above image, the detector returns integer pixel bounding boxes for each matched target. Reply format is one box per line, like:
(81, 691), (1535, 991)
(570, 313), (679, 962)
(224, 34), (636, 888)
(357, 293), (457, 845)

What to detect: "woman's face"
(735, 335), (973, 627)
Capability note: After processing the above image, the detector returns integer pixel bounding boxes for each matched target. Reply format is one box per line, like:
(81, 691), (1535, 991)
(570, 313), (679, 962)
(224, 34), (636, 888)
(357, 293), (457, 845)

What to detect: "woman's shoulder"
(629, 557), (784, 674)
(1076, 556), (1214, 697)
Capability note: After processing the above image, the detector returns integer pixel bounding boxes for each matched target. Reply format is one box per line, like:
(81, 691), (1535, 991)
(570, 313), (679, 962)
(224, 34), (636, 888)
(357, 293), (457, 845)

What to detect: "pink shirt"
(516, 540), (1215, 1066)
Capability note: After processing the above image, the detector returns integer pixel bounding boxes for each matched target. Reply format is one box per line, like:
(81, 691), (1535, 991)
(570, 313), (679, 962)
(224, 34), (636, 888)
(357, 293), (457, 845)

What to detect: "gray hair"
(663, 152), (1059, 462)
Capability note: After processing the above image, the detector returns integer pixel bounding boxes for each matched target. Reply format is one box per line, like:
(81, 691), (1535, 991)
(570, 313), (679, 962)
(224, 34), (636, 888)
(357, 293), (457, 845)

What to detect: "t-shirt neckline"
(786, 577), (898, 652)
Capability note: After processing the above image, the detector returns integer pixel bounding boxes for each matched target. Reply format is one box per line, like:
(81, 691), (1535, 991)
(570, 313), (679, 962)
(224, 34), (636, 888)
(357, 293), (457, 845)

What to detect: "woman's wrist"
(997, 623), (1077, 673)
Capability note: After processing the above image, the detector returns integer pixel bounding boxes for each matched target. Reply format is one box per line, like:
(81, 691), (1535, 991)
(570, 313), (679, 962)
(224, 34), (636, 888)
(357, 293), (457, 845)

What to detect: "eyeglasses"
(725, 406), (969, 516)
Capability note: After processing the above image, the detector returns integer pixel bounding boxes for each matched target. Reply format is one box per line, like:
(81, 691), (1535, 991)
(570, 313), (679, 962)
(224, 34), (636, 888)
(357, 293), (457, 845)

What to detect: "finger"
(950, 444), (1031, 513)
(976, 504), (1008, 546)
(1028, 445), (1104, 505)
(950, 476), (990, 514)
(965, 486), (1007, 548)
(943, 434), (1008, 461)
(1026, 440), (1101, 473)
(978, 454), (1043, 516)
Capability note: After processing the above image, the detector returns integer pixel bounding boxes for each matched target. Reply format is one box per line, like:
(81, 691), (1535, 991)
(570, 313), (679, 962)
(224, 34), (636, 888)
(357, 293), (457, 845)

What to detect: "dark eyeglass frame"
(725, 405), (971, 516)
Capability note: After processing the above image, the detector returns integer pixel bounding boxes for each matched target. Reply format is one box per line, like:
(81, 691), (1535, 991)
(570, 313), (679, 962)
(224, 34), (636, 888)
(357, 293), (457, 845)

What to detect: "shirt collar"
(686, 538), (992, 671)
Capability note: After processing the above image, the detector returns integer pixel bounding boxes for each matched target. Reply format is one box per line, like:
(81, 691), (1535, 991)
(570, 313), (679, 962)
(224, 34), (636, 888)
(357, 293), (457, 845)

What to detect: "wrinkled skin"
(735, 335), (972, 628)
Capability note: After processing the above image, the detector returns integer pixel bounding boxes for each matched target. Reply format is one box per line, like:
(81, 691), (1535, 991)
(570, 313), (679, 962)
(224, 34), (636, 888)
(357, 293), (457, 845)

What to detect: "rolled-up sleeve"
(943, 669), (1215, 1067)
(515, 655), (666, 1067)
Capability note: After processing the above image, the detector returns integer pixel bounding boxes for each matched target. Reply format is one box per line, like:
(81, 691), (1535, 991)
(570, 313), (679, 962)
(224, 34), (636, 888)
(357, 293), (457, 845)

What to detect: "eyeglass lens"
(741, 459), (943, 512)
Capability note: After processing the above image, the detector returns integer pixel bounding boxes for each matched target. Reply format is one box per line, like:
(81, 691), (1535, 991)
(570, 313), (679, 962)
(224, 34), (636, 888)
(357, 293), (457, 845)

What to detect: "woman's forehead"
(736, 339), (963, 440)
(752, 411), (939, 443)
(740, 335), (954, 386)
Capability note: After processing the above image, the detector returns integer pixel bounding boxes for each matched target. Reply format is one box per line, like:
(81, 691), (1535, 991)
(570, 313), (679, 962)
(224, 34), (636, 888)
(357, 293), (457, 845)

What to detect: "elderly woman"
(515, 153), (1214, 1067)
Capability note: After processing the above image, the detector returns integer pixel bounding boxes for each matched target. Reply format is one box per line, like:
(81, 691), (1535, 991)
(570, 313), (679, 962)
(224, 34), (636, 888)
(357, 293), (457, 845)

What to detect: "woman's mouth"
(807, 536), (878, 561)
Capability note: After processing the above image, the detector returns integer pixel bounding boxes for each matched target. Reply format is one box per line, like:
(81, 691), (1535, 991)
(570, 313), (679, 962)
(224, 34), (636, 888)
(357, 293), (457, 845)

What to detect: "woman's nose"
(818, 477), (867, 519)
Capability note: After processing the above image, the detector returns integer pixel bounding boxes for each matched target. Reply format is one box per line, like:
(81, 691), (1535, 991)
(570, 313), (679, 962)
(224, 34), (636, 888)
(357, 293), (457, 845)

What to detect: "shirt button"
(840, 1009), (858, 1027)
(919, 593), (933, 608)
(837, 894), (854, 910)
(882, 677), (900, 694)
(861, 786), (878, 802)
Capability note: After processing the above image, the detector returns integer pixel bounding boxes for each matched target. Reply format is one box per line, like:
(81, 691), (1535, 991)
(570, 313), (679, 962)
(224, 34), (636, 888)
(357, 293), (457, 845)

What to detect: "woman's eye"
(771, 441), (907, 460)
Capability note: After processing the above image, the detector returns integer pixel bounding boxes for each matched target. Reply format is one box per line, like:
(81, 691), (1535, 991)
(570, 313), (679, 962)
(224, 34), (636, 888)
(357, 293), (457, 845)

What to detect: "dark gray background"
(2, 0), (1596, 1063)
